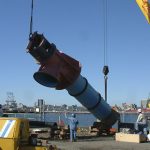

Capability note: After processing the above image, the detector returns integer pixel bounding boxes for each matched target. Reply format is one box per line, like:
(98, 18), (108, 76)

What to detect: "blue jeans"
(135, 122), (147, 135)
(70, 129), (77, 142)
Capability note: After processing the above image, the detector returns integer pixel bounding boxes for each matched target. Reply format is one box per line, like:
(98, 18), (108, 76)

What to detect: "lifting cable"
(102, 0), (109, 102)
(29, 0), (34, 38)
(103, 0), (107, 66)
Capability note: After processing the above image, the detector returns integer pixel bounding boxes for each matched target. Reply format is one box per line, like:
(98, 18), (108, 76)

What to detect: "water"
(7, 112), (140, 127)
(120, 112), (138, 123)
(8, 112), (96, 127)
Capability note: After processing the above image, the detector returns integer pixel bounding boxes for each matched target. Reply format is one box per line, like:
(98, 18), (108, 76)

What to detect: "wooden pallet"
(115, 132), (147, 143)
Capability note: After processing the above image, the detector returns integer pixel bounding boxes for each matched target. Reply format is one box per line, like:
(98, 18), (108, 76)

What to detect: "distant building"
(147, 99), (150, 108)
(35, 99), (45, 113)
(141, 99), (147, 108)
(141, 99), (150, 109)
(122, 102), (137, 111)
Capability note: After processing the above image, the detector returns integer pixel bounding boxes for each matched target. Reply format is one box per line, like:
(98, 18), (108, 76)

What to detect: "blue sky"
(0, 0), (150, 107)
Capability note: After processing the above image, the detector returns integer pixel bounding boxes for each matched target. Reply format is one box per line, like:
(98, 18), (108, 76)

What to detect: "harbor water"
(7, 112), (140, 127)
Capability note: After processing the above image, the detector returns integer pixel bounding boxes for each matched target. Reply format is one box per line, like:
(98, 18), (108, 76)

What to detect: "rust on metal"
(26, 32), (81, 89)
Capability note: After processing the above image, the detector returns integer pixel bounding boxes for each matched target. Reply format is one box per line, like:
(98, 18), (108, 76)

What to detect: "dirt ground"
(49, 136), (150, 150)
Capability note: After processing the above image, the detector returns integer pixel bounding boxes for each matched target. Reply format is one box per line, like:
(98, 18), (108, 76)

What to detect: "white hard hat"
(138, 108), (142, 113)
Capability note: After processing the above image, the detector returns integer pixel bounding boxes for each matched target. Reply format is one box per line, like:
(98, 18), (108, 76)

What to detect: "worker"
(0, 104), (3, 117)
(135, 108), (147, 135)
(65, 113), (79, 142)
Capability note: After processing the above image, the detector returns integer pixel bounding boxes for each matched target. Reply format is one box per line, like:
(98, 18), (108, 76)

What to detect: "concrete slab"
(49, 136), (150, 150)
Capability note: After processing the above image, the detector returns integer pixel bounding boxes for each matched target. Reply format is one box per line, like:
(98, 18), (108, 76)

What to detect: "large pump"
(26, 32), (120, 126)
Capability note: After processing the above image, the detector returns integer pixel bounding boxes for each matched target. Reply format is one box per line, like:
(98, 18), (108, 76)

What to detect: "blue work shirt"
(68, 117), (79, 130)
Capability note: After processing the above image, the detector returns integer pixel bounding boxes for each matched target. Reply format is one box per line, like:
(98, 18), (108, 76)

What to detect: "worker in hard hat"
(135, 108), (147, 135)
(65, 113), (79, 142)
(0, 104), (3, 117)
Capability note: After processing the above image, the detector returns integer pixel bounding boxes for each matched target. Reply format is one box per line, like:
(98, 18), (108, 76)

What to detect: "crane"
(25, 0), (149, 130)
(136, 0), (150, 24)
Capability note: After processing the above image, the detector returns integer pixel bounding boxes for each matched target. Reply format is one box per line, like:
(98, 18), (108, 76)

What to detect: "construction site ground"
(48, 136), (150, 150)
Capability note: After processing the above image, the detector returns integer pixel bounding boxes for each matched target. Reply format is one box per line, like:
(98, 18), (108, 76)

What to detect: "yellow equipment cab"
(0, 117), (55, 150)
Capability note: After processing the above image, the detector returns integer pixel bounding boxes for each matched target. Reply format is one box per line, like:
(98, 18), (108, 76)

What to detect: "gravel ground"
(49, 136), (150, 150)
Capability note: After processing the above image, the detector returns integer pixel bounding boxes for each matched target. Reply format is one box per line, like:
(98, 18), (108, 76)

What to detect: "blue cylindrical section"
(66, 75), (112, 120)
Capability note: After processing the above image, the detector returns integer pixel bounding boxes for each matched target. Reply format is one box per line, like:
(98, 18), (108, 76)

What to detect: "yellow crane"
(136, 0), (150, 23)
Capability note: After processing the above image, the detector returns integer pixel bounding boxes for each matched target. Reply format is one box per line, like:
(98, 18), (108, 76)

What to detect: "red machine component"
(27, 32), (81, 90)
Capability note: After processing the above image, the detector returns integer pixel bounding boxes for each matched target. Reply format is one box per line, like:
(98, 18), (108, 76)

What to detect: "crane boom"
(136, 0), (150, 24)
